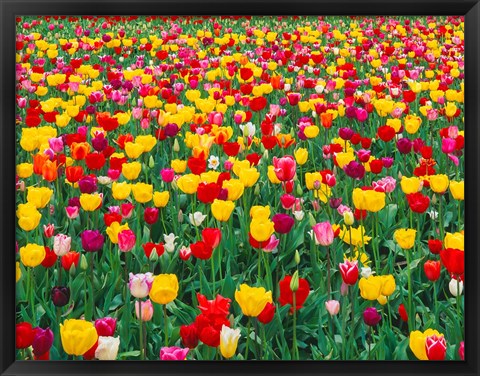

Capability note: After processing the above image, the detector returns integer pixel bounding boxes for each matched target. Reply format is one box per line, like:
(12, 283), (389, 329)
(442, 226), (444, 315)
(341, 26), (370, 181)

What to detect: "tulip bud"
(80, 254), (88, 270)
(344, 211), (354, 226)
(254, 184), (260, 196)
(296, 183), (303, 196)
(340, 281), (349, 296)
(294, 250), (301, 265)
(290, 270), (299, 292)
(148, 155), (155, 168)
(449, 278), (463, 296)
(178, 209), (184, 223)
(173, 139), (180, 152)
(69, 264), (76, 276)
(308, 212), (316, 227)
(171, 178), (178, 191)
(149, 248), (159, 262)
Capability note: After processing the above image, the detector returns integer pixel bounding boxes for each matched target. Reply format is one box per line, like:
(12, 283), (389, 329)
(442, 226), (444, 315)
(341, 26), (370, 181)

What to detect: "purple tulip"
(345, 106), (357, 119)
(412, 138), (424, 153)
(78, 176), (98, 194)
(397, 138), (413, 154)
(343, 161), (365, 180)
(329, 197), (342, 209)
(51, 286), (70, 307)
(32, 327), (54, 356)
(272, 213), (295, 234)
(381, 157), (394, 168)
(92, 134), (108, 152)
(165, 123), (179, 137)
(363, 307), (382, 326)
(68, 197), (81, 207)
(81, 230), (105, 252)
(339, 127), (355, 140)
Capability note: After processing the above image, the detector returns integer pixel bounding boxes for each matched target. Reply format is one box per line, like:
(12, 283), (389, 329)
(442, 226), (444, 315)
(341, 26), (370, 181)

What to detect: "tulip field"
(15, 15), (465, 361)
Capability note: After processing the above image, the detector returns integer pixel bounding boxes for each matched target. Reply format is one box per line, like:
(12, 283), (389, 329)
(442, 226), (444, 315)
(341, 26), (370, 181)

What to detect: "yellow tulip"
(111, 182), (131, 201)
(16, 203), (42, 232)
(16, 262), (22, 282)
(404, 115), (422, 134)
(352, 188), (386, 212)
(444, 232), (464, 251)
(339, 225), (372, 247)
(106, 222), (129, 244)
(19, 243), (46, 268)
(304, 125), (320, 138)
(359, 276), (383, 300)
(135, 135), (157, 152)
(220, 326), (241, 359)
(60, 319), (98, 356)
(429, 174), (449, 193)
(235, 284), (273, 317)
(80, 193), (102, 211)
(132, 182), (153, 203)
(153, 191), (170, 208)
(380, 275), (396, 296)
(149, 274), (179, 304)
(26, 186), (53, 209)
(394, 228), (416, 250)
(400, 176), (422, 194)
(16, 163), (34, 178)
(177, 174), (200, 194)
(294, 148), (308, 165)
(250, 217), (275, 243)
(239, 167), (260, 187)
(222, 179), (244, 201)
(267, 166), (281, 184)
(409, 329), (442, 360)
(124, 142), (145, 159)
(122, 161), (142, 180)
(449, 180), (464, 200)
(211, 199), (235, 222)
(250, 205), (271, 220)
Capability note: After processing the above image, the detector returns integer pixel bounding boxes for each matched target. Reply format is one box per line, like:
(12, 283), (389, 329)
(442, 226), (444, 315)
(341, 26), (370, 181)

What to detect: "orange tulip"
(70, 142), (91, 160)
(32, 153), (49, 175)
(42, 160), (58, 182)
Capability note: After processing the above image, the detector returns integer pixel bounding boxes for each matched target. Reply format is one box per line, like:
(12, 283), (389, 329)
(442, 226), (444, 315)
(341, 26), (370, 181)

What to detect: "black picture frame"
(1, 0), (478, 375)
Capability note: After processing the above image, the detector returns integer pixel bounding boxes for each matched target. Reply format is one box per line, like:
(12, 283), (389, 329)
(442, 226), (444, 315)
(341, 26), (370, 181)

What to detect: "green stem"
(211, 255), (216, 295)
(292, 292), (298, 360)
(139, 299), (144, 360)
(163, 304), (169, 347)
(245, 317), (251, 360)
(406, 250), (413, 332)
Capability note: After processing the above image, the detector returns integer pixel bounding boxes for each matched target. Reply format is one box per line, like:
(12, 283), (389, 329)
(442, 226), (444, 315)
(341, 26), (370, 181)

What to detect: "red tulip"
(197, 182), (221, 204)
(60, 251), (80, 271)
(197, 293), (231, 318)
(423, 260), (441, 281)
(406, 192), (430, 213)
(16, 322), (35, 349)
(142, 242), (165, 259)
(428, 239), (443, 255)
(398, 303), (408, 322)
(187, 156), (207, 175)
(201, 228), (222, 249)
(279, 275), (310, 313)
(257, 302), (276, 324)
(339, 259), (359, 285)
(65, 166), (84, 183)
(440, 248), (464, 276)
(249, 96), (267, 112)
(190, 241), (213, 260)
(425, 334), (447, 360)
(143, 207), (159, 225)
(377, 125), (396, 142)
(41, 246), (57, 268)
(180, 324), (199, 349)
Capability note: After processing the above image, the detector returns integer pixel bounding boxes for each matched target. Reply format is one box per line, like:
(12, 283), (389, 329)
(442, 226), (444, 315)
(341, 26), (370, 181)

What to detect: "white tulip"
(95, 336), (120, 360)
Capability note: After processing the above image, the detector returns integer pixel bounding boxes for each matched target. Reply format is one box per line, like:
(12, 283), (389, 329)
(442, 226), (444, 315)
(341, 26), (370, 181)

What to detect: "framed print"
(1, 0), (479, 375)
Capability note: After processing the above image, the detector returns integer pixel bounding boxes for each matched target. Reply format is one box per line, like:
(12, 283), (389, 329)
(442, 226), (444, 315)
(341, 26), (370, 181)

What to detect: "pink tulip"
(53, 234), (72, 256)
(65, 206), (79, 219)
(325, 300), (340, 316)
(118, 230), (136, 252)
(129, 273), (154, 298)
(160, 346), (189, 360)
(135, 299), (154, 321)
(273, 156), (296, 182)
(312, 221), (334, 246)
(160, 168), (175, 183)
